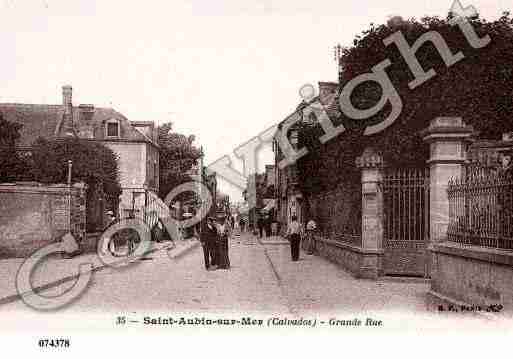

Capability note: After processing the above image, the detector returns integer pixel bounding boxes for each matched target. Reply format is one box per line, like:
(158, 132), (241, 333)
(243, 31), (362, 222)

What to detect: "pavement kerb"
(0, 239), (200, 307)
(255, 236), (289, 246)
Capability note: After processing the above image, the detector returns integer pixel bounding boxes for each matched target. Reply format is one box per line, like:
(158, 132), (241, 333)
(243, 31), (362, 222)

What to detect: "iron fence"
(142, 190), (171, 229)
(380, 167), (430, 276)
(382, 168), (430, 247)
(447, 168), (513, 250)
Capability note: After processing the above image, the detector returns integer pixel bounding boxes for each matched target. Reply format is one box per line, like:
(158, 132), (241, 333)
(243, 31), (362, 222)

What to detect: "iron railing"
(122, 190), (171, 229)
(447, 168), (513, 249)
(142, 190), (171, 229)
(381, 168), (430, 247)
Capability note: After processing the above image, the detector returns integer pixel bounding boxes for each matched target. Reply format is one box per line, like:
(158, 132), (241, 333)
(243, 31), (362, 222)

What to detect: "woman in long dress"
(216, 215), (231, 269)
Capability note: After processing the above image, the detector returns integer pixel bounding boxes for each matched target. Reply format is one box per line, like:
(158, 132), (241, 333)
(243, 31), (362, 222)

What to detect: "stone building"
(260, 165), (276, 217)
(264, 164), (275, 191)
(273, 110), (303, 233)
(273, 81), (339, 233)
(243, 172), (263, 230)
(0, 85), (160, 226)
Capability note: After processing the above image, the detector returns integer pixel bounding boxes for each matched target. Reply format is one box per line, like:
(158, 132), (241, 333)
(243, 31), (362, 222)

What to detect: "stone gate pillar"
(356, 147), (385, 279)
(421, 117), (475, 244)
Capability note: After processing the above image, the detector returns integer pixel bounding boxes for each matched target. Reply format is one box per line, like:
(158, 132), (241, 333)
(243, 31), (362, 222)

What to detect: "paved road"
(0, 231), (427, 314)
(1, 233), (288, 314)
(3, 232), (510, 331)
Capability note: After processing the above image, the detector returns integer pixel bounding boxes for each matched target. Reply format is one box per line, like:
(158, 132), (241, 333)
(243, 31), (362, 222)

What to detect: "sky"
(0, 0), (509, 201)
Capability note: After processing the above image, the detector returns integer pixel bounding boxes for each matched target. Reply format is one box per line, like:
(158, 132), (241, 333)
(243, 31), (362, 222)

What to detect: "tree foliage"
(30, 137), (121, 199)
(298, 12), (513, 197)
(158, 122), (202, 199)
(0, 112), (30, 182)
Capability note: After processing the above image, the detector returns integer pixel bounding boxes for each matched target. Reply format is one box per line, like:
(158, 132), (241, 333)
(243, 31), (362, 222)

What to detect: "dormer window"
(106, 119), (120, 138)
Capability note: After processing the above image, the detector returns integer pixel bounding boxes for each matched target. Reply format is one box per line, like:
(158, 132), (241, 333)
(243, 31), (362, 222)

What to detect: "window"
(106, 119), (120, 137)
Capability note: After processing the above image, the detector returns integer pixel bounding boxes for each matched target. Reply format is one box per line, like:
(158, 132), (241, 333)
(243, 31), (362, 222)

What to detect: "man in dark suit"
(257, 215), (265, 238)
(201, 217), (218, 270)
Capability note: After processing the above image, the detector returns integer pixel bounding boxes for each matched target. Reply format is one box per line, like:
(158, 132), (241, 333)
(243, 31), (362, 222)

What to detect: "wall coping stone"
(426, 158), (471, 165)
(314, 236), (384, 255)
(420, 117), (476, 143)
(356, 147), (384, 169)
(0, 183), (84, 195)
(429, 241), (513, 267)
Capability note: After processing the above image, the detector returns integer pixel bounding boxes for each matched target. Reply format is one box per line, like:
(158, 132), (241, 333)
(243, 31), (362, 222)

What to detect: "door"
(381, 168), (430, 277)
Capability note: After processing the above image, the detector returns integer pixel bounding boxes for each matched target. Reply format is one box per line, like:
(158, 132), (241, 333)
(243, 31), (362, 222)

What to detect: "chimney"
(61, 85), (75, 137)
(62, 85), (72, 111)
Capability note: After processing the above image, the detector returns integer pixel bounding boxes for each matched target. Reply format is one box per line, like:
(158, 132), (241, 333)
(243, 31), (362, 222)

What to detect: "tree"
(298, 12), (513, 196)
(30, 137), (121, 203)
(157, 122), (202, 200)
(339, 12), (513, 159)
(0, 112), (30, 182)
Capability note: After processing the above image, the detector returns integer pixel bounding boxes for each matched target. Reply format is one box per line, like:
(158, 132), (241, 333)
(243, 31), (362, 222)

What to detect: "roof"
(0, 104), (62, 148)
(0, 103), (157, 148)
(274, 81), (340, 134)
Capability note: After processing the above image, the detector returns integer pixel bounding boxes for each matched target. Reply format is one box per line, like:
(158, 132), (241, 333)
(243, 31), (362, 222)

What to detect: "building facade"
(273, 111), (303, 233)
(0, 85), (159, 223)
(272, 81), (339, 233)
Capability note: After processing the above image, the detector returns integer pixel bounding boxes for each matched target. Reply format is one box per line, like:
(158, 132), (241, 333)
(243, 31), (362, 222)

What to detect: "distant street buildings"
(242, 165), (275, 232)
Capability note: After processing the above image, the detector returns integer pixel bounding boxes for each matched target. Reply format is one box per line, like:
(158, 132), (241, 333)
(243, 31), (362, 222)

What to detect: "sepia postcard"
(1, 0), (513, 356)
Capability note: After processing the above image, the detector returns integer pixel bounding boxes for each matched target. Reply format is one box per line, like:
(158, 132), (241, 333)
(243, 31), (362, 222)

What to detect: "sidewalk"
(260, 239), (430, 314)
(0, 238), (200, 306)
(255, 234), (289, 245)
(2, 232), (508, 331)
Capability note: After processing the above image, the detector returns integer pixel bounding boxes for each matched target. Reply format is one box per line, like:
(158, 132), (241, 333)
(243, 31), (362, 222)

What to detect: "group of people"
(200, 212), (318, 267)
(286, 216), (317, 262)
(256, 214), (273, 238)
(199, 214), (231, 271)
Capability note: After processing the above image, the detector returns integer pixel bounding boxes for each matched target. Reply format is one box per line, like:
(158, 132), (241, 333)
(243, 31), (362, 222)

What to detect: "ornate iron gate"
(381, 168), (430, 277)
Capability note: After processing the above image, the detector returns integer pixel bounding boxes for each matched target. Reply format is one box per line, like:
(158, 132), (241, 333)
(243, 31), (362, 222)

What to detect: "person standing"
(104, 210), (117, 255)
(306, 218), (317, 255)
(216, 214), (231, 269)
(229, 214), (234, 230)
(201, 217), (218, 270)
(257, 215), (264, 238)
(239, 216), (245, 233)
(264, 214), (272, 238)
(286, 215), (302, 261)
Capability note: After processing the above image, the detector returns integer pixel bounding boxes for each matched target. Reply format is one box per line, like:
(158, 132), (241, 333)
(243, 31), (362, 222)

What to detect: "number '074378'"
(37, 339), (70, 348)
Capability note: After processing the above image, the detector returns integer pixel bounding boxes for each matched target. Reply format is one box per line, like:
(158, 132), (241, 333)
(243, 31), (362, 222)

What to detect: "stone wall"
(305, 236), (383, 279)
(0, 182), (86, 258)
(301, 148), (382, 279)
(429, 242), (513, 311)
